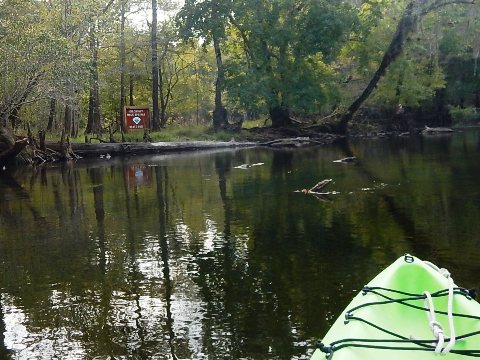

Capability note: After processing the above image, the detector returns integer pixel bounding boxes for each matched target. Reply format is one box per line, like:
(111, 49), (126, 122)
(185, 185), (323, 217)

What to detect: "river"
(1, 129), (479, 359)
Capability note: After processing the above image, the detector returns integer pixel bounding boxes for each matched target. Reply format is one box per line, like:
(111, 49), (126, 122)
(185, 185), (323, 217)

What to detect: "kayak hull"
(311, 255), (480, 359)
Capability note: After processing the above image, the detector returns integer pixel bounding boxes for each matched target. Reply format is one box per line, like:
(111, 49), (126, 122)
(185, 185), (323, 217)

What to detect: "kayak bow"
(311, 254), (480, 359)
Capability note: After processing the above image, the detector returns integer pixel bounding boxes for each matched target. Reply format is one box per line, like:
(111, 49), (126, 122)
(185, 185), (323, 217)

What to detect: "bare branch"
(228, 14), (253, 63)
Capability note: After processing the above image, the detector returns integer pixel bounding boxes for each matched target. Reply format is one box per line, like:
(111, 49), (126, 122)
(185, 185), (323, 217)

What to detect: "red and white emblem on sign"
(124, 106), (151, 131)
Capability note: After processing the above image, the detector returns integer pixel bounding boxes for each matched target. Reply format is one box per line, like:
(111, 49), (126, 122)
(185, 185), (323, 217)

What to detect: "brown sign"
(124, 106), (150, 131)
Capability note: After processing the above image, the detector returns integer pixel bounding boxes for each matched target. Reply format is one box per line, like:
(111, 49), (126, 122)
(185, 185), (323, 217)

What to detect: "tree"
(225, 0), (355, 127)
(151, 0), (161, 130)
(85, 0), (117, 135)
(86, 21), (102, 134)
(337, 0), (475, 133)
(166, 44), (216, 125)
(119, 0), (128, 132)
(177, 0), (232, 130)
(0, 0), (65, 128)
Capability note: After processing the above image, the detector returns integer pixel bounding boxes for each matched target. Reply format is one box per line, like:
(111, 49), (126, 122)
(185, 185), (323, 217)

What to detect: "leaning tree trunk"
(336, 0), (473, 134)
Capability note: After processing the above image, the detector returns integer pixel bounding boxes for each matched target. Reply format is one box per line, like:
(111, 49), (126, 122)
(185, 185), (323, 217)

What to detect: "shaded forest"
(0, 0), (479, 145)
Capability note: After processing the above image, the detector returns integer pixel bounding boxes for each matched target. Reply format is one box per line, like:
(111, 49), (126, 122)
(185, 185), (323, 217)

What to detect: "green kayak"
(311, 255), (480, 359)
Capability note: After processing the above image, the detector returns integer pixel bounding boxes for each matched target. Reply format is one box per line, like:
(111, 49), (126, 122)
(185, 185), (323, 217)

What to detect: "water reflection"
(1, 131), (480, 359)
(0, 294), (11, 359)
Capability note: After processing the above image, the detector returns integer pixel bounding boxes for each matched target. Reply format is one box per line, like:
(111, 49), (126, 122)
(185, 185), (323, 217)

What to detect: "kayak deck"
(311, 255), (480, 359)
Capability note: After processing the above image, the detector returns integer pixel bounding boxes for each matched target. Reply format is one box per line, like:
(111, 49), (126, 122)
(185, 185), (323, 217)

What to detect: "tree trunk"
(129, 66), (135, 106)
(212, 33), (228, 131)
(119, 0), (126, 132)
(64, 104), (73, 138)
(151, 0), (160, 131)
(38, 130), (46, 151)
(9, 107), (18, 129)
(71, 108), (78, 137)
(47, 98), (56, 131)
(270, 106), (292, 128)
(86, 24), (101, 134)
(159, 53), (167, 128)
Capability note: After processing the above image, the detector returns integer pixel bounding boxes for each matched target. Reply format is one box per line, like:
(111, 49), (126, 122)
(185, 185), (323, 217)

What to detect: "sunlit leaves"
(372, 56), (446, 107)
(223, 0), (355, 114)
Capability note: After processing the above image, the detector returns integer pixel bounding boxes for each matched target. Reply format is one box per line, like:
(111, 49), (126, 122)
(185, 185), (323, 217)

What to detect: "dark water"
(1, 130), (480, 359)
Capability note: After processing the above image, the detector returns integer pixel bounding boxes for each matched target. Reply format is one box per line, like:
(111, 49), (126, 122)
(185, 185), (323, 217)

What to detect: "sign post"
(124, 106), (151, 132)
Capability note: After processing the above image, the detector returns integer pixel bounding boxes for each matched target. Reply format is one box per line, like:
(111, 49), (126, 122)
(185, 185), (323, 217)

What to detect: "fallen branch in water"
(421, 126), (454, 135)
(333, 156), (357, 164)
(302, 179), (333, 194)
(261, 137), (326, 147)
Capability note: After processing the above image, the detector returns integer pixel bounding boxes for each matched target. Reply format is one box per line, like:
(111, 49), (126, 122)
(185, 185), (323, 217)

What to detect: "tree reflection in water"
(0, 131), (480, 358)
(0, 293), (12, 359)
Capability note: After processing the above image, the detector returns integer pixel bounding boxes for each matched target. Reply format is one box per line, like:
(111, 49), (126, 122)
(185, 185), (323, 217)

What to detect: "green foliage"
(448, 106), (480, 125)
(223, 0), (356, 115)
(177, 0), (233, 43)
(0, 0), (478, 137)
(372, 56), (446, 107)
(166, 44), (216, 122)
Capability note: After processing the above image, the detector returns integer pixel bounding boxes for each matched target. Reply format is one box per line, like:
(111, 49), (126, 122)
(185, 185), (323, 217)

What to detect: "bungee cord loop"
(423, 266), (456, 354)
(423, 290), (445, 353)
(442, 269), (456, 354)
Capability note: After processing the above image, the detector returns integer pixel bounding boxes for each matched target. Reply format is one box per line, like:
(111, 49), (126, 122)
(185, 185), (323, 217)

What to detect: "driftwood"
(421, 126), (454, 135)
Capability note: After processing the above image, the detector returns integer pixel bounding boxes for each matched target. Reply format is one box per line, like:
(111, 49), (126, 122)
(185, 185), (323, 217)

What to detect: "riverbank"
(3, 123), (474, 167)
(43, 126), (342, 159)
(46, 139), (257, 158)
